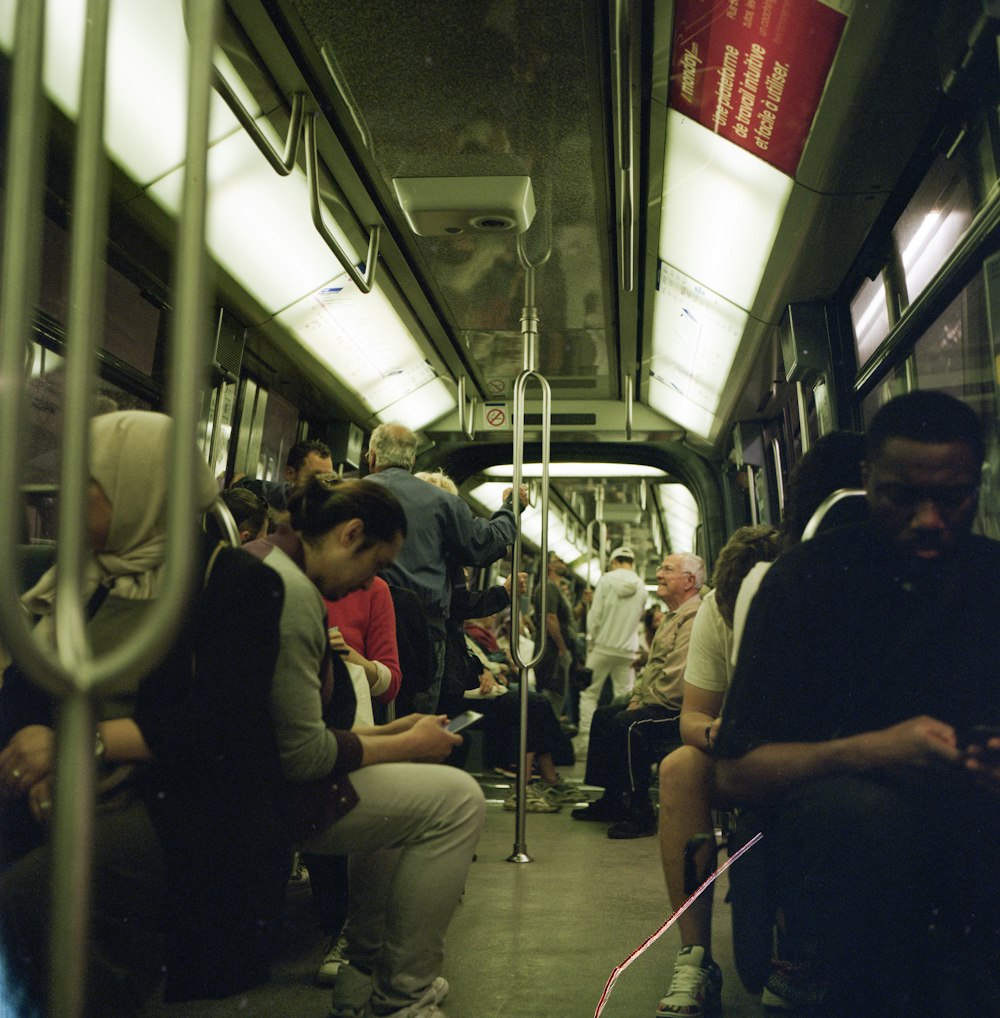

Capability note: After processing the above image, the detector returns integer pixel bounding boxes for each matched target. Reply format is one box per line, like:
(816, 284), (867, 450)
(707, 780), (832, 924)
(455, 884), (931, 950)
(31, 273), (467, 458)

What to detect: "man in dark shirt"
(714, 391), (1000, 1016)
(365, 422), (520, 712)
(531, 553), (579, 720)
(234, 439), (333, 511)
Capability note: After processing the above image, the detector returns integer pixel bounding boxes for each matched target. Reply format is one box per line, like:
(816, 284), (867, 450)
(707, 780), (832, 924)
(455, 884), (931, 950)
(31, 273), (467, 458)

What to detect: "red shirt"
(325, 576), (401, 704)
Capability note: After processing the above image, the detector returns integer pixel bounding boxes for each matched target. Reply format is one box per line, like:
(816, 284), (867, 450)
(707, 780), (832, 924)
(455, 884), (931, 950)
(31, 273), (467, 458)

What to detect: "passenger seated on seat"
(714, 392), (1000, 1018)
(572, 552), (705, 839)
(232, 438), (334, 511)
(312, 523), (404, 988)
(0, 411), (288, 1015)
(205, 485), (270, 544)
(244, 475), (485, 1018)
(652, 526), (781, 1018)
(326, 575), (402, 708)
(655, 431), (865, 1018)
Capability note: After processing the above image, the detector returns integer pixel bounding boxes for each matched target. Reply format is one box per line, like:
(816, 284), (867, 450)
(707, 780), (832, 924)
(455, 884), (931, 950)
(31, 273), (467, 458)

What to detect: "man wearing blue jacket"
(365, 422), (520, 712)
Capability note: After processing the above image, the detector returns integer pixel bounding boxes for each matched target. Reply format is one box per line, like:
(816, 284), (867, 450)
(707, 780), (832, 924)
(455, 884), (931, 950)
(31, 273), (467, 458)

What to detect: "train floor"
(138, 756), (771, 1018)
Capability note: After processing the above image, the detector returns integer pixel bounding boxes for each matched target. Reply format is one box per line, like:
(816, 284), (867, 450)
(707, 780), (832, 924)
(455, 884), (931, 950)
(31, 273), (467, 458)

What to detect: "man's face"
(307, 523), (403, 601)
(655, 554), (692, 608)
(866, 437), (980, 560)
(549, 556), (566, 576)
(287, 451), (333, 488)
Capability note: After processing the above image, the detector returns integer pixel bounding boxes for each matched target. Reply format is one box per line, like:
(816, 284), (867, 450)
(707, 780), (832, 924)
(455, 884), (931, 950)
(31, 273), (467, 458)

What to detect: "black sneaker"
(607, 815), (657, 839)
(570, 796), (628, 822)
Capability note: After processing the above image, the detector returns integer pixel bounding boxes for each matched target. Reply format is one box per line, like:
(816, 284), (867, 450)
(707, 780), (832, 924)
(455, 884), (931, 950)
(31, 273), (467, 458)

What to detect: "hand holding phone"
(328, 627), (350, 656)
(446, 710), (484, 734)
(963, 724), (1000, 768)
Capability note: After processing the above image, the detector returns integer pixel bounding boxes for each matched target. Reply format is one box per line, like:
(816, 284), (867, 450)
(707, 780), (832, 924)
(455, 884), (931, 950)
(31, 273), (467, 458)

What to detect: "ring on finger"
(12, 768), (21, 779)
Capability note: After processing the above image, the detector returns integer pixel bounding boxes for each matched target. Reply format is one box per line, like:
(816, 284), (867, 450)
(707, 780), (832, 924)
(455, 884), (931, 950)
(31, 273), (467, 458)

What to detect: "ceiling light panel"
(660, 110), (794, 311)
(646, 264), (748, 438)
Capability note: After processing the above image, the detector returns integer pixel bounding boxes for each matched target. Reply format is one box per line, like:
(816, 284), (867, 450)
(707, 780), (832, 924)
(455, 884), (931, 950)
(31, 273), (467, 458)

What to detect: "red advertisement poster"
(668, 0), (848, 176)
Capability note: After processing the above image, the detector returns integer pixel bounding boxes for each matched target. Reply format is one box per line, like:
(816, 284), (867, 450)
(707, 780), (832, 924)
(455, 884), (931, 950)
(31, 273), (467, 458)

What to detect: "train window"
(231, 379), (300, 484)
(257, 387), (300, 482)
(850, 271), (891, 370)
(911, 270), (992, 421)
(861, 267), (993, 430)
(23, 342), (153, 494)
(34, 214), (161, 379)
(200, 381), (238, 482)
(892, 152), (974, 309)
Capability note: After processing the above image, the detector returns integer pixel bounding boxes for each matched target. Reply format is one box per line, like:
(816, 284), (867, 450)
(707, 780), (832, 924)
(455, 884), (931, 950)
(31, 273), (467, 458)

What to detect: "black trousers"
(763, 772), (1000, 1017)
(584, 702), (680, 807)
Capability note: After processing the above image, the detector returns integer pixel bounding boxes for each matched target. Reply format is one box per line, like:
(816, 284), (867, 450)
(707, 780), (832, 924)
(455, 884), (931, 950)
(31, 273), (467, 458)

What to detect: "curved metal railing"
(0, 2), (221, 1013)
(801, 488), (867, 542)
(304, 113), (381, 294)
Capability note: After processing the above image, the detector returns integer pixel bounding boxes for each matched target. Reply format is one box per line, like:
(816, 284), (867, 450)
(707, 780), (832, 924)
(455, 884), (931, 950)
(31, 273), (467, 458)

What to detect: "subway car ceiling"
(0, 0), (991, 575)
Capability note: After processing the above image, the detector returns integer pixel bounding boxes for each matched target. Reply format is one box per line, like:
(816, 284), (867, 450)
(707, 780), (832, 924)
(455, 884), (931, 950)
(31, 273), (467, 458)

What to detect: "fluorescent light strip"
(13, 0), (456, 428)
(483, 463), (668, 479)
(647, 264), (749, 437)
(651, 110), (793, 439)
(660, 109), (794, 311)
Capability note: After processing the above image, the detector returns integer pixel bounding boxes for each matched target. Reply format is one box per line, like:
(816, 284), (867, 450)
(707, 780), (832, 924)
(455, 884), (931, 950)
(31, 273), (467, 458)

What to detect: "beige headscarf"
(22, 410), (219, 622)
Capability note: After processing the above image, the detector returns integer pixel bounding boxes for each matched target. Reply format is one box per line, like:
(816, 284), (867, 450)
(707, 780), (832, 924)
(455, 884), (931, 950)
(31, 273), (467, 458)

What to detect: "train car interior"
(2, 0), (1000, 1015)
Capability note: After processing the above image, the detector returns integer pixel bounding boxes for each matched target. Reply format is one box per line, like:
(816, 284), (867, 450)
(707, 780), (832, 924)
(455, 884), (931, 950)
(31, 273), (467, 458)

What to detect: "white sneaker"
(318, 933), (351, 986)
(655, 946), (722, 1017)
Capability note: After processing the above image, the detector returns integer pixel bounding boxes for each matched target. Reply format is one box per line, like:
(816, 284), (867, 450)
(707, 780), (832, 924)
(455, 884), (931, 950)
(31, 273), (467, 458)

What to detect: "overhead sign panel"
(668, 0), (848, 176)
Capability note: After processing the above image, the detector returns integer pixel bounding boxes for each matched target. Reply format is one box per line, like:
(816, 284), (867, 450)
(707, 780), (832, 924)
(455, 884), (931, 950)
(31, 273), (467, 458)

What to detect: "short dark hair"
(865, 390), (985, 466)
(287, 439), (332, 472)
(288, 475), (407, 548)
(220, 486), (268, 536)
(781, 431), (866, 545)
(712, 525), (782, 628)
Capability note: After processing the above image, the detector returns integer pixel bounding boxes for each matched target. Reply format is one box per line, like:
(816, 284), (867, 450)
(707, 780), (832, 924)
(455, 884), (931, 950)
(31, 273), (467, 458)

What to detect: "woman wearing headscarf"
(0, 411), (288, 1015)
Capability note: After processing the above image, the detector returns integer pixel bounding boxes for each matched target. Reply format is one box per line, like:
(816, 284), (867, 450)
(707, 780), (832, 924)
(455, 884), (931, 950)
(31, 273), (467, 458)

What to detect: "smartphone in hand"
(446, 710), (484, 734)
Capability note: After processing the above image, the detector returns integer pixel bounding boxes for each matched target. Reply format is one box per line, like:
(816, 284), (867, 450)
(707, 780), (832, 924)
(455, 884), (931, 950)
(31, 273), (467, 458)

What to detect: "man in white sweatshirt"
(577, 546), (648, 741)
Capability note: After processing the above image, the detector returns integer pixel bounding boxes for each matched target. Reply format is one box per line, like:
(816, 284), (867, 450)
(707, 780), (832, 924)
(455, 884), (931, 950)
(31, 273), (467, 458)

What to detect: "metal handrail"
(771, 436), (785, 513)
(507, 366), (551, 866)
(212, 74), (305, 176)
(795, 380), (812, 454)
(0, 2), (221, 1014)
(207, 496), (242, 547)
(801, 488), (867, 542)
(304, 113), (381, 294)
(615, 0), (635, 292)
(509, 370), (552, 674)
(457, 375), (477, 439)
(624, 372), (634, 440)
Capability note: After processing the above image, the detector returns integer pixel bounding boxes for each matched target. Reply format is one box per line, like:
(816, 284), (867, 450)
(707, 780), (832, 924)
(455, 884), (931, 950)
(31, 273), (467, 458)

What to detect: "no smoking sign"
(483, 403), (509, 430)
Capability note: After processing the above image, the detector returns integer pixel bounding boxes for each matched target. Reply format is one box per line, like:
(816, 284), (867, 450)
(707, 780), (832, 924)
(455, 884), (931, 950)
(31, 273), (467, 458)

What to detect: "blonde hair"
(415, 469), (459, 495)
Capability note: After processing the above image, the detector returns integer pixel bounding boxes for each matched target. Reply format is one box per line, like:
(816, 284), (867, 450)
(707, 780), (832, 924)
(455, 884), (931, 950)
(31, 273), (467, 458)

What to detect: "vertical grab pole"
(0, 3), (222, 1015)
(795, 380), (812, 455)
(507, 262), (552, 864)
(49, 3), (113, 1012)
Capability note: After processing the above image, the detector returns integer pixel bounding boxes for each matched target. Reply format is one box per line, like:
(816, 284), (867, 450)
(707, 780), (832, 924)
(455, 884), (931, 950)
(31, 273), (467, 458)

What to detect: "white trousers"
(578, 648), (635, 736)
